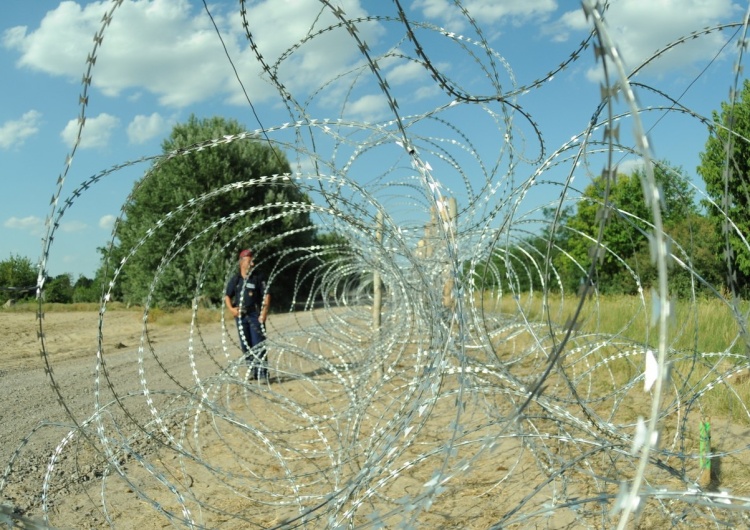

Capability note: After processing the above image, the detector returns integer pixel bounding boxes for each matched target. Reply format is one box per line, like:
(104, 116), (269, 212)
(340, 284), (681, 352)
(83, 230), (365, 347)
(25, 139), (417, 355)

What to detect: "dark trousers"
(235, 313), (267, 378)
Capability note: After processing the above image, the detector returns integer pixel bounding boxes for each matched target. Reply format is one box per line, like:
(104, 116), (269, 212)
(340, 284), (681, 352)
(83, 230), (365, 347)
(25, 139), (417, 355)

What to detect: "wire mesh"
(3, 1), (750, 528)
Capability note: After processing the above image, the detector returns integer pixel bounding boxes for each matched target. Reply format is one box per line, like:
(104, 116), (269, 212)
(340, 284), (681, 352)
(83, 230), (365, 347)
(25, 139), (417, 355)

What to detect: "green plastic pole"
(699, 421), (711, 471)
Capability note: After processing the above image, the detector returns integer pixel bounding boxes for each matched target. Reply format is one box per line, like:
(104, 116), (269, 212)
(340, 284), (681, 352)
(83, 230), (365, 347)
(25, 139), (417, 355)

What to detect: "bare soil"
(1, 310), (749, 529)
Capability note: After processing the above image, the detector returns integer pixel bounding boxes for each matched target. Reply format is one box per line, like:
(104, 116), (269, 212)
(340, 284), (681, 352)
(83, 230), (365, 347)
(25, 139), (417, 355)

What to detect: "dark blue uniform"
(225, 271), (269, 379)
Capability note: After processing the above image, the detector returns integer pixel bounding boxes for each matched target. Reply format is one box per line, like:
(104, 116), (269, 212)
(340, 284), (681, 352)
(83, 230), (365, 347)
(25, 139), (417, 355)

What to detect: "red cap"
(239, 249), (252, 258)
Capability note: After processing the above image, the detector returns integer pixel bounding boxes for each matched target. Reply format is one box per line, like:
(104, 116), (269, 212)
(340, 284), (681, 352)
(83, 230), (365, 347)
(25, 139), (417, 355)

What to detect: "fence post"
(699, 419), (711, 487)
(442, 197), (458, 310)
(372, 210), (383, 332)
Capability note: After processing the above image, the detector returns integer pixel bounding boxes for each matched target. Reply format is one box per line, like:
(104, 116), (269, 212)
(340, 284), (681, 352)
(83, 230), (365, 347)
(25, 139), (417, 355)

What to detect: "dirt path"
(0, 310), (565, 529)
(1, 309), (748, 529)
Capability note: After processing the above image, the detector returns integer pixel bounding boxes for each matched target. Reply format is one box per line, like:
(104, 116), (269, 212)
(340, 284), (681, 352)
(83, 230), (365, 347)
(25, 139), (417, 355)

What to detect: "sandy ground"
(1, 309), (748, 529)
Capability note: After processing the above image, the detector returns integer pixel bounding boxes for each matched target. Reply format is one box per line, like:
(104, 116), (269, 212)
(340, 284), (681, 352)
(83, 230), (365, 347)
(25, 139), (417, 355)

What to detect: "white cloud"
(3, 0), (385, 111)
(292, 156), (321, 175)
(386, 61), (429, 85)
(382, 59), (449, 101)
(3, 0), (215, 106)
(412, 0), (557, 31)
(0, 110), (42, 150)
(413, 84), (443, 101)
(618, 158), (645, 176)
(543, 8), (586, 43)
(343, 94), (390, 122)
(4, 215), (43, 234)
(60, 113), (120, 149)
(224, 0), (386, 107)
(60, 220), (87, 233)
(99, 215), (116, 230)
(556, 0), (738, 80)
(127, 113), (168, 144)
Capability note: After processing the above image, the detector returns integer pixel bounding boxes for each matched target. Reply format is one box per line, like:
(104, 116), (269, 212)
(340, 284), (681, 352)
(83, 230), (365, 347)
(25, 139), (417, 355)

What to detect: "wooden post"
(442, 197), (458, 310)
(372, 210), (383, 332)
(425, 206), (437, 259)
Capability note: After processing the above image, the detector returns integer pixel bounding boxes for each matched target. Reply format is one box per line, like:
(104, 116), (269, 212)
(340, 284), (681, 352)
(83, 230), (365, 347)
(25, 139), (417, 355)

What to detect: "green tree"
(0, 254), (37, 304)
(563, 162), (699, 294)
(283, 231), (357, 310)
(633, 213), (724, 297)
(698, 78), (750, 294)
(537, 205), (573, 292)
(109, 115), (317, 308)
(466, 207), (574, 296)
(45, 273), (74, 303)
(72, 274), (99, 303)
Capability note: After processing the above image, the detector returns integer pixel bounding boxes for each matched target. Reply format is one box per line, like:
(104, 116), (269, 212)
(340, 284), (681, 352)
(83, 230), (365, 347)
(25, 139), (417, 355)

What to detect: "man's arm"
(225, 295), (239, 318)
(260, 293), (270, 323)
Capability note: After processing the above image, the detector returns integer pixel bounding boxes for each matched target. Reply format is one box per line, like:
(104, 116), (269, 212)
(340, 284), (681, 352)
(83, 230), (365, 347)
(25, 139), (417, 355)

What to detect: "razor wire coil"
(3, 1), (750, 529)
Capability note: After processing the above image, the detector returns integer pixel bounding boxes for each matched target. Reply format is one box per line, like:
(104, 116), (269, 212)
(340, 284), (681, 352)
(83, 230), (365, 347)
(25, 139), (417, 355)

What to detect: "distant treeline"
(0, 254), (99, 305)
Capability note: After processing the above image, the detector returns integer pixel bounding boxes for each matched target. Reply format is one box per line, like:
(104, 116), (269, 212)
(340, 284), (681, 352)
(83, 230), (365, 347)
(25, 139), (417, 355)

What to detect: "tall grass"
(144, 306), (225, 326)
(477, 292), (748, 355)
(478, 291), (750, 424)
(1, 301), (224, 326)
(1, 301), (130, 313)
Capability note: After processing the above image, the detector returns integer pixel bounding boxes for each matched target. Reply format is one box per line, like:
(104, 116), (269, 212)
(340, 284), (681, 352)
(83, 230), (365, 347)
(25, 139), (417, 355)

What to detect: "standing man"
(225, 248), (271, 380)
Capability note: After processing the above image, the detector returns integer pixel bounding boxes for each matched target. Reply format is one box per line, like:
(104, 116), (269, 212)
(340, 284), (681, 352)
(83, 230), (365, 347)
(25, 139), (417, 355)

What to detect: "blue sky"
(0, 0), (745, 279)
